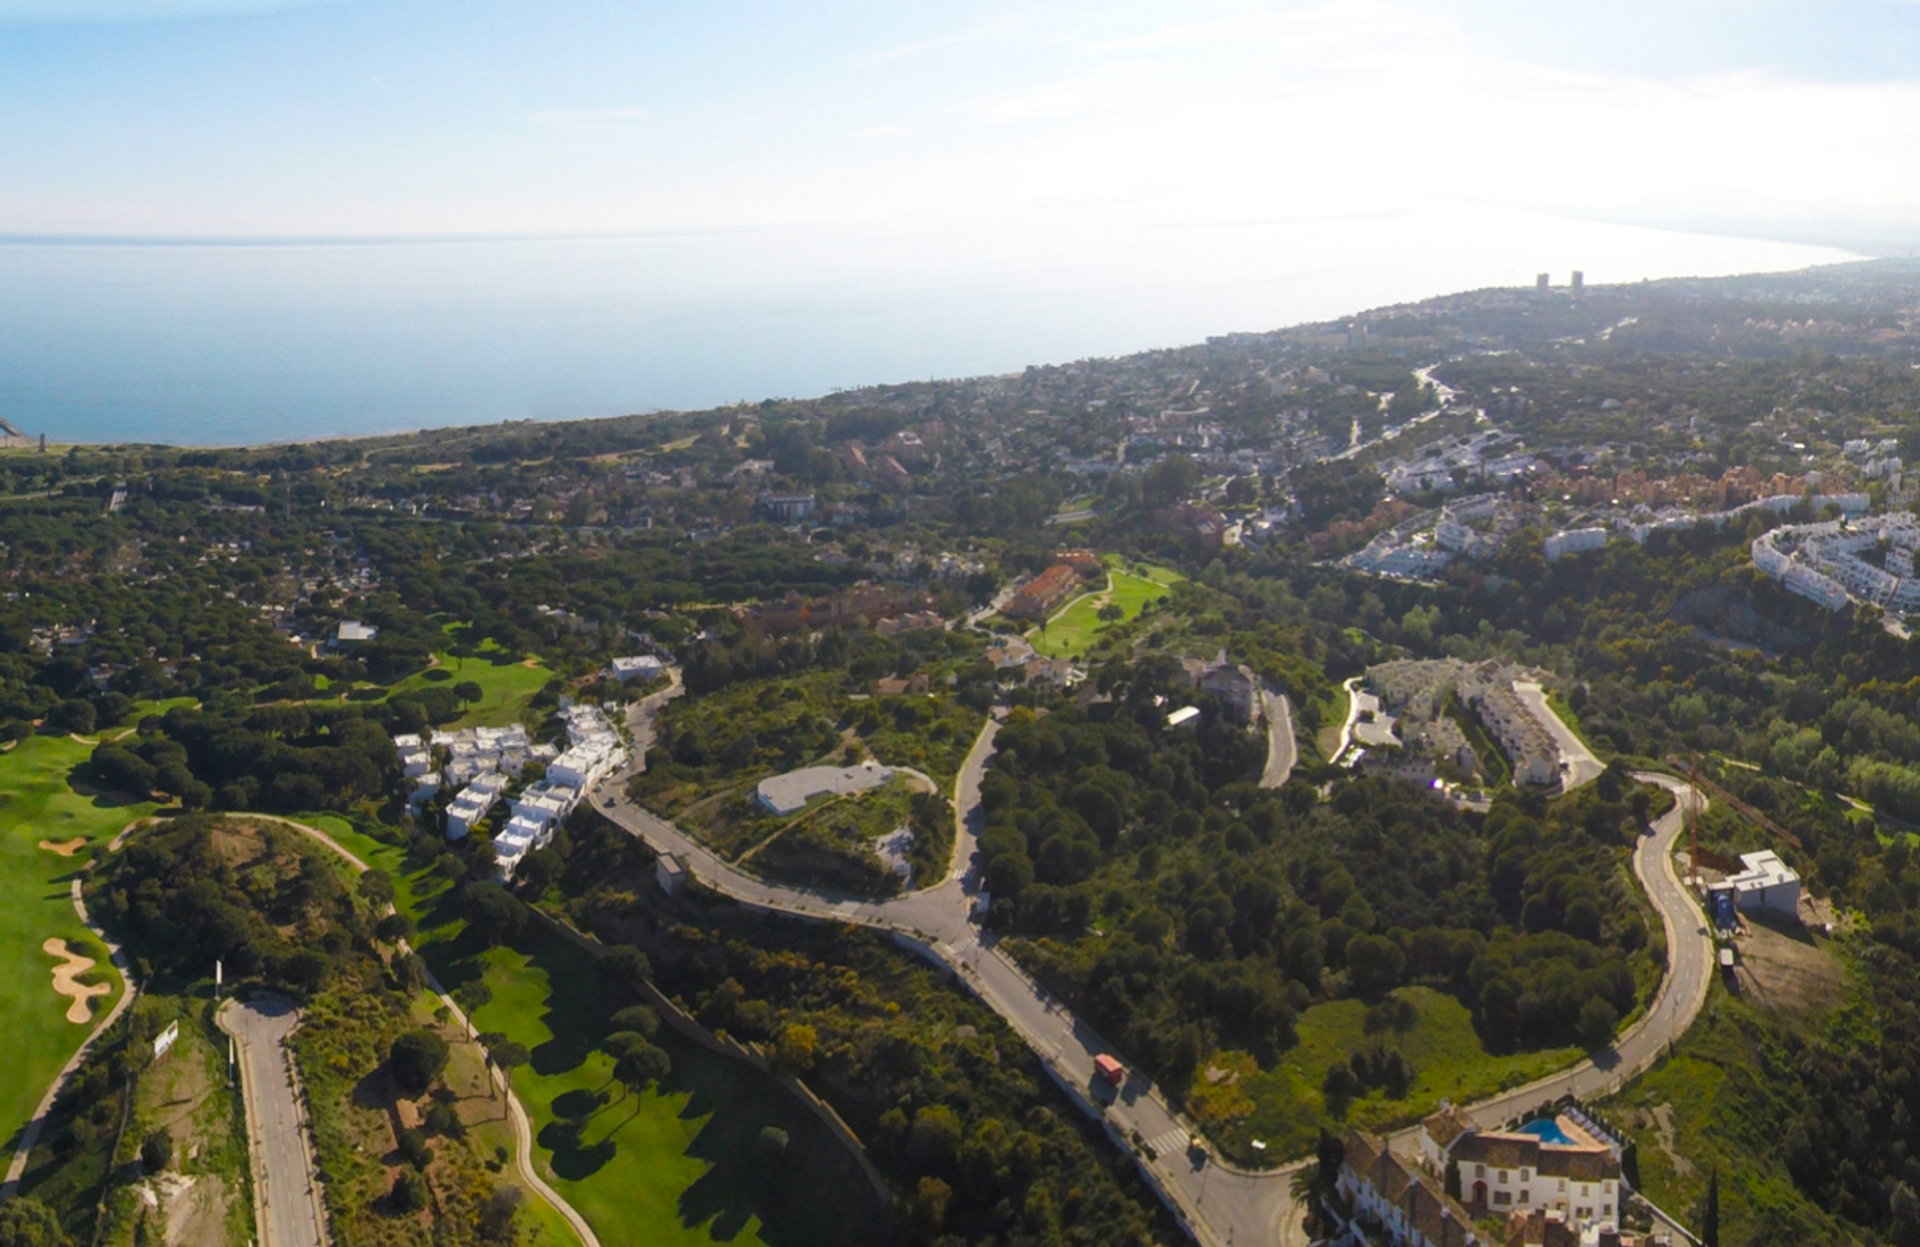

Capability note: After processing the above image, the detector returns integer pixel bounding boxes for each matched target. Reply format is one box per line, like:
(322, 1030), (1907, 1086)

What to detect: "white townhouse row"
(446, 772), (512, 840)
(400, 700), (629, 876)
(1751, 511), (1920, 614)
(492, 779), (585, 876)
(549, 703), (627, 791)
(395, 723), (555, 788)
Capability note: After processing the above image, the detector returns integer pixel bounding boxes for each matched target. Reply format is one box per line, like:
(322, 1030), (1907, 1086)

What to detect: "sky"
(5, 0), (1920, 247)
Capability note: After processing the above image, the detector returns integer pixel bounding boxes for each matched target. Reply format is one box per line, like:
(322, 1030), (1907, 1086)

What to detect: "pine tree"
(1702, 1169), (1720, 1247)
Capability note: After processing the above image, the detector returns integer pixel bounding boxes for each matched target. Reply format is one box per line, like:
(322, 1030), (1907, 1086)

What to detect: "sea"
(0, 201), (1856, 448)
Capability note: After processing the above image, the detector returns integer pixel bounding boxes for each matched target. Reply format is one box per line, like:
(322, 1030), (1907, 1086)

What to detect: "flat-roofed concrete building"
(754, 762), (895, 816)
(1709, 849), (1801, 917)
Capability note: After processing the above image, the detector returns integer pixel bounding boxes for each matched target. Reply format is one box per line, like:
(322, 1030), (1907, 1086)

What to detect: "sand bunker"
(38, 838), (85, 857)
(44, 938), (109, 1023)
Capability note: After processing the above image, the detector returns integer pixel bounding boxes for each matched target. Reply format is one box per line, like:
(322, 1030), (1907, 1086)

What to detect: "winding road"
(1260, 689), (1297, 788)
(594, 676), (1713, 1247)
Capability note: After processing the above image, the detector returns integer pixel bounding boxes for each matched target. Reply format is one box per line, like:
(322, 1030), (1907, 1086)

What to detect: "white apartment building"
(446, 771), (512, 840)
(1544, 528), (1607, 563)
(1709, 849), (1801, 917)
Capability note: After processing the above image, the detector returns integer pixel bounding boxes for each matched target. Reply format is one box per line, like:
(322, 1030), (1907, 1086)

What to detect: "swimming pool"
(1515, 1118), (1574, 1146)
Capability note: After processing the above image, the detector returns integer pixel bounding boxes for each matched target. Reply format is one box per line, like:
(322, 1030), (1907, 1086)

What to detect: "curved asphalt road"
(1260, 690), (1297, 789)
(597, 679), (1714, 1247)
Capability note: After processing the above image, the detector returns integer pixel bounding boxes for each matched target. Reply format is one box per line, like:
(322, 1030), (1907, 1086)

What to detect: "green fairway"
(1027, 558), (1183, 658)
(0, 735), (157, 1149)
(384, 641), (552, 727)
(1186, 986), (1579, 1165)
(375, 850), (881, 1247)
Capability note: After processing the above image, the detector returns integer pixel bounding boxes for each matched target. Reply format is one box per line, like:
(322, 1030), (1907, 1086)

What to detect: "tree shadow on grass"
(434, 911), (885, 1245)
(664, 1040), (886, 1247)
(538, 1116), (618, 1180)
(551, 1088), (610, 1120)
(64, 762), (149, 809)
(510, 923), (618, 1078)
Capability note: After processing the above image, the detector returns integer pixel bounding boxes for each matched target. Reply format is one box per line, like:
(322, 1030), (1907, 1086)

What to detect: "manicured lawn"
(382, 643), (552, 728)
(1027, 558), (1183, 659)
(1186, 986), (1580, 1165)
(0, 735), (157, 1147)
(390, 864), (882, 1247)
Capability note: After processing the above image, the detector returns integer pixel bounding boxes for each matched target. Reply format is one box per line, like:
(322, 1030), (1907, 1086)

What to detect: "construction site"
(1669, 756), (1843, 1011)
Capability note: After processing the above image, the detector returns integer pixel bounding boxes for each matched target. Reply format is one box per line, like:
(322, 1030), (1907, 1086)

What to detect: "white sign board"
(153, 1020), (180, 1061)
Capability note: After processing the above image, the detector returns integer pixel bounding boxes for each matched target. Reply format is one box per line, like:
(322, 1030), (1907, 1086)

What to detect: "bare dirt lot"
(1730, 914), (1846, 1021)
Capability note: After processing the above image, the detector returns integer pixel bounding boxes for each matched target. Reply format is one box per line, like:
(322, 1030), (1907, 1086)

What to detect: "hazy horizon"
(0, 208), (1855, 447)
(4, 0), (1917, 444)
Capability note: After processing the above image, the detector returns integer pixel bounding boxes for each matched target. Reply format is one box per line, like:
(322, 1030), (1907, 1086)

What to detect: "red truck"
(1094, 1054), (1125, 1086)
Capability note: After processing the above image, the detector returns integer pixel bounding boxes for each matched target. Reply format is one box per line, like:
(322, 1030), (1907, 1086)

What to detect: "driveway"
(219, 998), (327, 1247)
(1514, 679), (1605, 789)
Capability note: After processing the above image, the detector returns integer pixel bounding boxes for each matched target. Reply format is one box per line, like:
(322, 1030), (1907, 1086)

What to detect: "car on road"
(1094, 1054), (1125, 1086)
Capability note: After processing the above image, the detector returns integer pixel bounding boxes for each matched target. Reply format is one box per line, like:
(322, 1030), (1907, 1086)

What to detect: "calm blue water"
(0, 207), (1853, 446)
(1515, 1118), (1574, 1145)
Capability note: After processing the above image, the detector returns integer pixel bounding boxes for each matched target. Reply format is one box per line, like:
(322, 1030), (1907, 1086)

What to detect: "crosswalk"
(1143, 1127), (1188, 1159)
(943, 934), (979, 959)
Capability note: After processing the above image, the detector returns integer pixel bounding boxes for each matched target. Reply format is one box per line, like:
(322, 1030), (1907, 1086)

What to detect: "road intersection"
(598, 678), (1714, 1247)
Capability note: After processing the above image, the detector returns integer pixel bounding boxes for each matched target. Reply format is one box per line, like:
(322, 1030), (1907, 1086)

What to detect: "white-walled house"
(611, 655), (665, 683)
(1419, 1106), (1624, 1230)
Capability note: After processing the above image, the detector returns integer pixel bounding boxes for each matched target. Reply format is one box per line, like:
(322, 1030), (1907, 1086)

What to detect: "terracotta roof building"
(1418, 1107), (1625, 1231)
(1006, 564), (1082, 620)
(1339, 1129), (1485, 1247)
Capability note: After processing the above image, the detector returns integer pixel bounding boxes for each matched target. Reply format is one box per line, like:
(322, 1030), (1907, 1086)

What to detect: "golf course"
(1027, 557), (1183, 658)
(0, 734), (156, 1148)
(333, 824), (885, 1247)
(378, 640), (553, 728)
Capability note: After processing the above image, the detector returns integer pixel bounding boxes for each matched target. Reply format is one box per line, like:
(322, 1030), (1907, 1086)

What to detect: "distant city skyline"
(4, 0), (1920, 250)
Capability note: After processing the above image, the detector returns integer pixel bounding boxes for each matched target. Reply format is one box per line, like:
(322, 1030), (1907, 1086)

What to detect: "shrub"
(47, 699), (96, 735)
(0, 1198), (70, 1247)
(609, 1004), (659, 1038)
(463, 884), (526, 946)
(422, 1102), (462, 1139)
(389, 1029), (450, 1096)
(139, 1128), (173, 1173)
(388, 1167), (428, 1213)
(395, 1126), (434, 1170)
(477, 1187), (521, 1242)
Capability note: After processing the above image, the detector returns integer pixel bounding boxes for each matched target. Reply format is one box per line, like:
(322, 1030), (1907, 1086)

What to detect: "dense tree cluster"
(94, 816), (366, 994)
(974, 662), (1657, 1093)
(102, 701), (401, 813)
